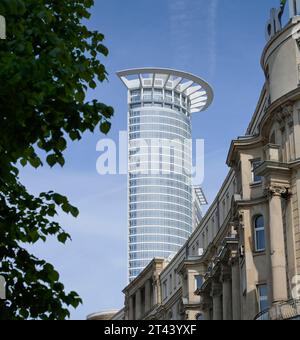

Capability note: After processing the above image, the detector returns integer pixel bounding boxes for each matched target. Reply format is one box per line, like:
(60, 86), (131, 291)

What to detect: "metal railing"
(254, 299), (300, 320)
(129, 95), (189, 110)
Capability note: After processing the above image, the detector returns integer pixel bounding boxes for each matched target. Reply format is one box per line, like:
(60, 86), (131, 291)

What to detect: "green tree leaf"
(100, 121), (111, 135)
(0, 0), (112, 320)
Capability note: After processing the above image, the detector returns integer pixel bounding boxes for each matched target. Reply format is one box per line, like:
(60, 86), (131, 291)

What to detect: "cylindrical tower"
(117, 68), (213, 281)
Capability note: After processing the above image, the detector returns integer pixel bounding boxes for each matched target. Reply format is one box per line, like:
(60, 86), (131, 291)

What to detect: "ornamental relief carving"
(275, 104), (294, 125)
(265, 185), (289, 197)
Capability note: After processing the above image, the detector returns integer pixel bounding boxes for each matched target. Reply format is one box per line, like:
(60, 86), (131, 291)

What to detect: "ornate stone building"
(113, 3), (300, 321)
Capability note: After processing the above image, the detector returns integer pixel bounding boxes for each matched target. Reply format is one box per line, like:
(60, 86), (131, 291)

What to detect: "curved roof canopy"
(117, 68), (214, 113)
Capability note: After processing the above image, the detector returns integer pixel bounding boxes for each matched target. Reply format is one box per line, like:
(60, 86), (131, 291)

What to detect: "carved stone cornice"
(219, 236), (239, 266)
(255, 161), (291, 183)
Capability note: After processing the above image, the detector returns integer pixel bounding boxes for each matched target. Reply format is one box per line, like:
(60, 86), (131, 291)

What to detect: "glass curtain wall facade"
(117, 69), (213, 281)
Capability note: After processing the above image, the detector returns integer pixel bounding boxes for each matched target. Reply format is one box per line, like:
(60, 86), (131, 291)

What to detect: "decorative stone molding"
(275, 104), (294, 126)
(282, 104), (293, 117)
(152, 273), (159, 284)
(265, 185), (289, 198)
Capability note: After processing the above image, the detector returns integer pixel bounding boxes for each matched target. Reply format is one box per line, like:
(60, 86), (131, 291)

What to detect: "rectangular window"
(163, 281), (168, 300)
(254, 216), (265, 252)
(255, 230), (265, 251)
(251, 159), (262, 183)
(169, 274), (173, 293)
(195, 275), (203, 290)
(257, 285), (269, 312)
(130, 103), (141, 109)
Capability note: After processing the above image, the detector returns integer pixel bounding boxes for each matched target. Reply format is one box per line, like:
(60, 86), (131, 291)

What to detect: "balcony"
(254, 299), (300, 320)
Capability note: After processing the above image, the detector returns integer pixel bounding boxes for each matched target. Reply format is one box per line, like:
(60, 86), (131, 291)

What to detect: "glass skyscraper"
(117, 68), (213, 281)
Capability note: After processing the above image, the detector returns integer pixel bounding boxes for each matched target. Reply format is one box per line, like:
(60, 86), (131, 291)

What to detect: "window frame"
(251, 158), (262, 184)
(194, 275), (203, 291)
(254, 215), (266, 252)
(257, 284), (269, 313)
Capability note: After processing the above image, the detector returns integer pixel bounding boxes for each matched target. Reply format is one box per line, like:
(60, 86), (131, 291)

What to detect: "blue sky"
(19, 0), (288, 319)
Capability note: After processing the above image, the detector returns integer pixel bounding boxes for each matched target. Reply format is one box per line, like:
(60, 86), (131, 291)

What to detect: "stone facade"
(115, 13), (300, 321)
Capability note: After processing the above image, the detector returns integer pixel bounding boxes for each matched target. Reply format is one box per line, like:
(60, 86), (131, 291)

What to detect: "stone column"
(200, 294), (212, 321)
(268, 186), (288, 303)
(222, 266), (232, 320)
(145, 279), (152, 313)
(231, 258), (241, 320)
(211, 281), (223, 320)
(129, 295), (135, 320)
(135, 289), (142, 320)
(203, 309), (211, 321)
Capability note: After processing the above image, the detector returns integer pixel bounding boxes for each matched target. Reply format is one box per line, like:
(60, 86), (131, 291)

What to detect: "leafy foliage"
(0, 0), (114, 319)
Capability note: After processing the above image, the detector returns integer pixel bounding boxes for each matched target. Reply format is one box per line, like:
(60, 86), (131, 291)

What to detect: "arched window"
(254, 215), (266, 252)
